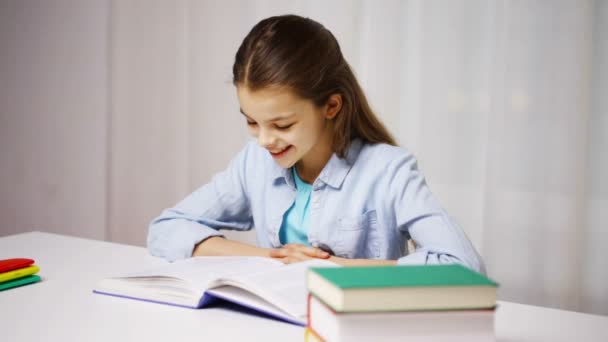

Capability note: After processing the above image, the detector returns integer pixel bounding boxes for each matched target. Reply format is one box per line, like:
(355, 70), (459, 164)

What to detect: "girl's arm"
(148, 141), (335, 263)
(388, 152), (486, 273)
(147, 143), (255, 262)
(193, 236), (270, 257)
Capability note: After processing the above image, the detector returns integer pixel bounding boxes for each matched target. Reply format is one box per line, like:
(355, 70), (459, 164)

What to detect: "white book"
(307, 295), (496, 342)
(93, 256), (337, 326)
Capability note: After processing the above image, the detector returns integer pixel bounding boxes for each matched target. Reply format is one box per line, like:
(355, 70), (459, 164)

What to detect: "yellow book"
(304, 327), (324, 342)
(0, 265), (40, 283)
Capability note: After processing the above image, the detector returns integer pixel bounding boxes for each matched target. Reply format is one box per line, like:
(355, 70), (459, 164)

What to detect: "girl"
(148, 15), (484, 273)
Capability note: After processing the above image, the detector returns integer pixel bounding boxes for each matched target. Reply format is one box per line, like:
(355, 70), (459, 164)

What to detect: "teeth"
(272, 146), (289, 154)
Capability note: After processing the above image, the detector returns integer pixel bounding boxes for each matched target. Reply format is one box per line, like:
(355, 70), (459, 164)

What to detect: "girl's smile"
(269, 145), (293, 159)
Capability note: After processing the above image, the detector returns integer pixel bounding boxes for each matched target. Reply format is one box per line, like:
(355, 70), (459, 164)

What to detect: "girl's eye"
(275, 123), (294, 130)
(246, 121), (257, 127)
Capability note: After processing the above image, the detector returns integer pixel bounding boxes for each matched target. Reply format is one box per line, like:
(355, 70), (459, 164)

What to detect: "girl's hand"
(327, 256), (398, 266)
(269, 244), (330, 264)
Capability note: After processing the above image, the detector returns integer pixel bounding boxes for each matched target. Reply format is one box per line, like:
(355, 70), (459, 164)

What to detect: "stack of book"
(0, 258), (41, 291)
(305, 264), (498, 342)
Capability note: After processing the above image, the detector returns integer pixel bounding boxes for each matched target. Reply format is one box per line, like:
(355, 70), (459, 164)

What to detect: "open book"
(93, 256), (337, 326)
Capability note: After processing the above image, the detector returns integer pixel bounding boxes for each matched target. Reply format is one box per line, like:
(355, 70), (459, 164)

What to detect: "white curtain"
(110, 0), (608, 315)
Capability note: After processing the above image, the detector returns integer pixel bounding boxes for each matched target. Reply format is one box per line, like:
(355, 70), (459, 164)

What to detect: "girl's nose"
(258, 128), (278, 149)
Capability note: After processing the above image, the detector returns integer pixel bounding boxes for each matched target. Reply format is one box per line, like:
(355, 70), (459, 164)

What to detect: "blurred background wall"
(1, 0), (606, 315)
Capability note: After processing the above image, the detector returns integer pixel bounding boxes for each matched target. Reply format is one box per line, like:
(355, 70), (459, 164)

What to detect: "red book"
(0, 258), (35, 273)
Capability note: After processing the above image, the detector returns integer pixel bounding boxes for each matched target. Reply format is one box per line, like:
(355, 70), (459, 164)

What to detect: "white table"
(1, 232), (607, 341)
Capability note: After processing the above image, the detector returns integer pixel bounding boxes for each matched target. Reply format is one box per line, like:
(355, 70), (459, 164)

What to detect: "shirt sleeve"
(147, 142), (255, 262)
(388, 152), (486, 274)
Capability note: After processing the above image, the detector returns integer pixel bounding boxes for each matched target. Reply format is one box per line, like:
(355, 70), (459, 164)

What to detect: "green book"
(307, 264), (498, 313)
(0, 275), (41, 291)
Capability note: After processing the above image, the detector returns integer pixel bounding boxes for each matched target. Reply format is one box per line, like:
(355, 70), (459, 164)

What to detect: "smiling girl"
(147, 15), (484, 272)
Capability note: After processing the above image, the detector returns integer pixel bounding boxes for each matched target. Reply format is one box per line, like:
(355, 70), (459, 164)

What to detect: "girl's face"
(236, 86), (331, 169)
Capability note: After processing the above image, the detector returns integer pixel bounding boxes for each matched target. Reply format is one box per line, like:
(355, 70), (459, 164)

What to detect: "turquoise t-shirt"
(279, 167), (312, 245)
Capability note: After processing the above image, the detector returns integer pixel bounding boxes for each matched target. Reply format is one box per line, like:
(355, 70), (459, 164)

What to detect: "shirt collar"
(270, 139), (363, 189)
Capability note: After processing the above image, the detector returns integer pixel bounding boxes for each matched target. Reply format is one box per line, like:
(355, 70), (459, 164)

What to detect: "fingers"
(269, 244), (330, 263)
(268, 248), (286, 258)
(284, 244), (330, 259)
(269, 247), (308, 260)
(269, 249), (305, 264)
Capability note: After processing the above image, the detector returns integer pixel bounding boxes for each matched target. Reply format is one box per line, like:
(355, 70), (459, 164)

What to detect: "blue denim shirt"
(147, 139), (485, 273)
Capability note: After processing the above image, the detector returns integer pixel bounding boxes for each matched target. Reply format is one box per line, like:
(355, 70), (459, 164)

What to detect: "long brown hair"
(233, 15), (396, 158)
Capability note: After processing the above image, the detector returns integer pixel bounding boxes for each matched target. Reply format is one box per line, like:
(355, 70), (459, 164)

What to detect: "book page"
(206, 285), (306, 325)
(124, 256), (284, 292)
(212, 259), (338, 319)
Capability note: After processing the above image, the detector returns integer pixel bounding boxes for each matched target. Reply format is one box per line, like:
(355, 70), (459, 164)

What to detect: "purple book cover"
(92, 289), (305, 326)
